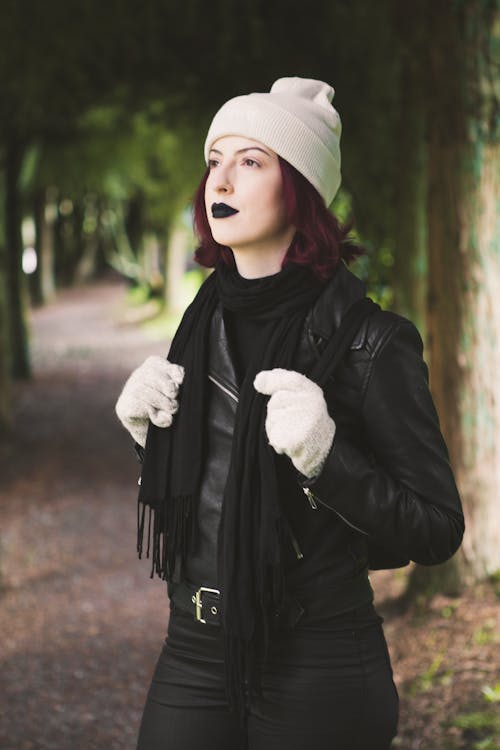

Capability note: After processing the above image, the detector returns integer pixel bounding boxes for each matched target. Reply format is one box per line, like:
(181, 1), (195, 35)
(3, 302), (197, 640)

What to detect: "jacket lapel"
(208, 302), (240, 400)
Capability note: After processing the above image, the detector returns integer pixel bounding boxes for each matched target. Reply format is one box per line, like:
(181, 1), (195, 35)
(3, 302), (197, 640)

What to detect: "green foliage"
(474, 739), (499, 750)
(331, 188), (353, 225)
(18, 145), (41, 191)
(453, 712), (499, 731)
(126, 284), (154, 307)
(408, 652), (454, 695)
(142, 268), (205, 341)
(0, 0), (410, 304)
(444, 684), (500, 750)
(331, 187), (395, 308)
(440, 602), (459, 619)
(34, 102), (203, 225)
(482, 684), (500, 703)
(451, 711), (500, 749)
(472, 620), (496, 646)
(350, 251), (395, 310)
(487, 570), (500, 598)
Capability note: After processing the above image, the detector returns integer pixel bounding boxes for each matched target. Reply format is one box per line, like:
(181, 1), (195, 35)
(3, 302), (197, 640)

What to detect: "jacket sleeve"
(301, 318), (465, 565)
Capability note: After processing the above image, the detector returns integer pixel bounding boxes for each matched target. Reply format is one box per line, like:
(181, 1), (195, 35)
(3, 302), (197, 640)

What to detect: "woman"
(115, 77), (464, 750)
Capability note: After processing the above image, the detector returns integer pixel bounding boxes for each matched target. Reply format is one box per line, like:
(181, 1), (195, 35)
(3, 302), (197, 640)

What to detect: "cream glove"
(254, 368), (336, 479)
(115, 355), (184, 447)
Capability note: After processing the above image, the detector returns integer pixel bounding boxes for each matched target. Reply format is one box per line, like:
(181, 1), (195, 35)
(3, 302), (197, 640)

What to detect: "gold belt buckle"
(194, 586), (220, 624)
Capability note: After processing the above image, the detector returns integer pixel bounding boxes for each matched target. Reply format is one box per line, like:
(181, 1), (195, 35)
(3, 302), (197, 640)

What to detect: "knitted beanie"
(204, 76), (342, 207)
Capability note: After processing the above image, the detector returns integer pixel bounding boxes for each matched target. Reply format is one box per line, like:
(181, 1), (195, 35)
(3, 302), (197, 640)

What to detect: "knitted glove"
(254, 368), (336, 479)
(115, 355), (184, 447)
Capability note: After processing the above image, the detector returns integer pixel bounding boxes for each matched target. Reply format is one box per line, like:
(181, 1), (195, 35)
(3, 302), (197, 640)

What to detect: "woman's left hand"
(254, 368), (336, 478)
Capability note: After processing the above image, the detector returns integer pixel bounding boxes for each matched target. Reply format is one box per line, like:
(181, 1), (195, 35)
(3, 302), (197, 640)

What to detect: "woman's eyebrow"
(209, 146), (271, 157)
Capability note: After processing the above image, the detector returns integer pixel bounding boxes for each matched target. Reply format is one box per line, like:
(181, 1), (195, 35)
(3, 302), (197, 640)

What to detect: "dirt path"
(0, 275), (498, 750)
(0, 276), (169, 750)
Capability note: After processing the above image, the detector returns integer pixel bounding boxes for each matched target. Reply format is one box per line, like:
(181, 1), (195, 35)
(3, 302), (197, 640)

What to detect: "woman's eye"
(244, 158), (259, 167)
(208, 159), (218, 168)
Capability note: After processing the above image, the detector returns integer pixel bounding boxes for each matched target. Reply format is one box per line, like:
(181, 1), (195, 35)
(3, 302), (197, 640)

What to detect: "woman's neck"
(230, 244), (289, 279)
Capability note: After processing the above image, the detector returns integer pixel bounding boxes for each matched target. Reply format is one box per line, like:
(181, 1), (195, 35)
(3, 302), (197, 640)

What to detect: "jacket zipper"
(302, 486), (370, 536)
(208, 374), (239, 402)
(209, 372), (305, 559)
(330, 506), (370, 536)
(302, 486), (318, 509)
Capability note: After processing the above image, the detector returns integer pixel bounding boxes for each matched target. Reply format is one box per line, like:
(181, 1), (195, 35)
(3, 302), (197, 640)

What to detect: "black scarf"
(137, 260), (324, 718)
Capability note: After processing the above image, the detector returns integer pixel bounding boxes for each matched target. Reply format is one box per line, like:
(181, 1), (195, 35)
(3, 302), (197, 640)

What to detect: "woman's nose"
(215, 177), (232, 194)
(213, 165), (234, 194)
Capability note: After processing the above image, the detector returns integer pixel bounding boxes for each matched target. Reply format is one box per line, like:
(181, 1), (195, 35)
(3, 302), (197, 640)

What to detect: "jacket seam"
(359, 319), (406, 408)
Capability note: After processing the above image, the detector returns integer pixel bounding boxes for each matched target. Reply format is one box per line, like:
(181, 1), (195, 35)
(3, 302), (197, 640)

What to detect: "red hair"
(192, 156), (366, 282)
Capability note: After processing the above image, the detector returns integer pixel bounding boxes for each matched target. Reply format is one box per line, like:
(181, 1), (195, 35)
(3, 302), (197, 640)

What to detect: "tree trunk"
(125, 192), (145, 257)
(0, 161), (11, 427)
(74, 197), (101, 284)
(5, 139), (30, 379)
(449, 140), (500, 582)
(0, 237), (11, 429)
(416, 0), (500, 590)
(139, 231), (162, 296)
(32, 186), (57, 305)
(391, 0), (428, 334)
(165, 221), (189, 314)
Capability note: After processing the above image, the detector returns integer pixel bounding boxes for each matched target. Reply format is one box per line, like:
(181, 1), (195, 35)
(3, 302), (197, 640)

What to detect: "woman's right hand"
(115, 355), (185, 447)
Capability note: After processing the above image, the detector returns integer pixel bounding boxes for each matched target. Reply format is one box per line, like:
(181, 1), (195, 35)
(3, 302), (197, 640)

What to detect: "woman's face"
(204, 135), (295, 258)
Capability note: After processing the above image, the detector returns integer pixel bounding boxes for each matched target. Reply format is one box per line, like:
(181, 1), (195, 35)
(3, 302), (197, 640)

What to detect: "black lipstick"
(212, 202), (239, 218)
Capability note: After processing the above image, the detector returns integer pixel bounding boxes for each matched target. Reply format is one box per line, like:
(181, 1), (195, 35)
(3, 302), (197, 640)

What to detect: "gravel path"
(0, 276), (170, 750)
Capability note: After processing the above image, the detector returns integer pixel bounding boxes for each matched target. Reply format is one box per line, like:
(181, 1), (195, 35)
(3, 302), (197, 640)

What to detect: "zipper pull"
(291, 534), (304, 560)
(303, 487), (318, 510)
(282, 517), (304, 561)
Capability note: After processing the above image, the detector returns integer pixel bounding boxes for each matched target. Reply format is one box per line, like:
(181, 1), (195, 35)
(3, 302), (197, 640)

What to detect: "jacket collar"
(306, 260), (367, 340)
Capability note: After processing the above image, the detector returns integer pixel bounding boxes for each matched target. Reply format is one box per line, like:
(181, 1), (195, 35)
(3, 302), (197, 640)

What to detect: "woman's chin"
(211, 232), (246, 248)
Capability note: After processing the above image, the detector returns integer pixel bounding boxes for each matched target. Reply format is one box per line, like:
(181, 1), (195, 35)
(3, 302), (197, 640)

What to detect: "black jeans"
(137, 602), (399, 750)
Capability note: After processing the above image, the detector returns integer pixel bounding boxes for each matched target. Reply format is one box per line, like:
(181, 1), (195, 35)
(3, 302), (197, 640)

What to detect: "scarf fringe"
(222, 558), (286, 723)
(137, 494), (196, 580)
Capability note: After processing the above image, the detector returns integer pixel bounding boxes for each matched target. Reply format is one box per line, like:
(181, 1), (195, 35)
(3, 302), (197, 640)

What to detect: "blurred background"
(0, 1), (499, 748)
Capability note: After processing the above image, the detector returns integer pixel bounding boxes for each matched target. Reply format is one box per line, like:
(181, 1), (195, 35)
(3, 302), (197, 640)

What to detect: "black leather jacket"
(138, 262), (464, 596)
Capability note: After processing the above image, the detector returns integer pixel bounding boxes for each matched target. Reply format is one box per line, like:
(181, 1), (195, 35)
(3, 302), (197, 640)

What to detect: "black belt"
(170, 581), (305, 628)
(171, 583), (225, 626)
(169, 570), (373, 629)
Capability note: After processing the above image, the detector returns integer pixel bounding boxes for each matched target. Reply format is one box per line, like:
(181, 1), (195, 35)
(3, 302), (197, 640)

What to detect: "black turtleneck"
(222, 271), (277, 385)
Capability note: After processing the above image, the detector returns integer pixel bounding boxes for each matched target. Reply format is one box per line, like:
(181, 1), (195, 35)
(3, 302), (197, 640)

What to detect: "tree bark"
(0, 159), (11, 427)
(74, 197), (101, 284)
(418, 0), (500, 588)
(165, 220), (189, 314)
(391, 0), (428, 334)
(32, 186), (57, 305)
(0, 236), (11, 428)
(5, 138), (31, 379)
(125, 192), (145, 257)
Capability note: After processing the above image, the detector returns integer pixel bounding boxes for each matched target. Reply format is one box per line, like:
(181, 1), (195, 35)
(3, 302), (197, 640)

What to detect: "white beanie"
(204, 76), (342, 207)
